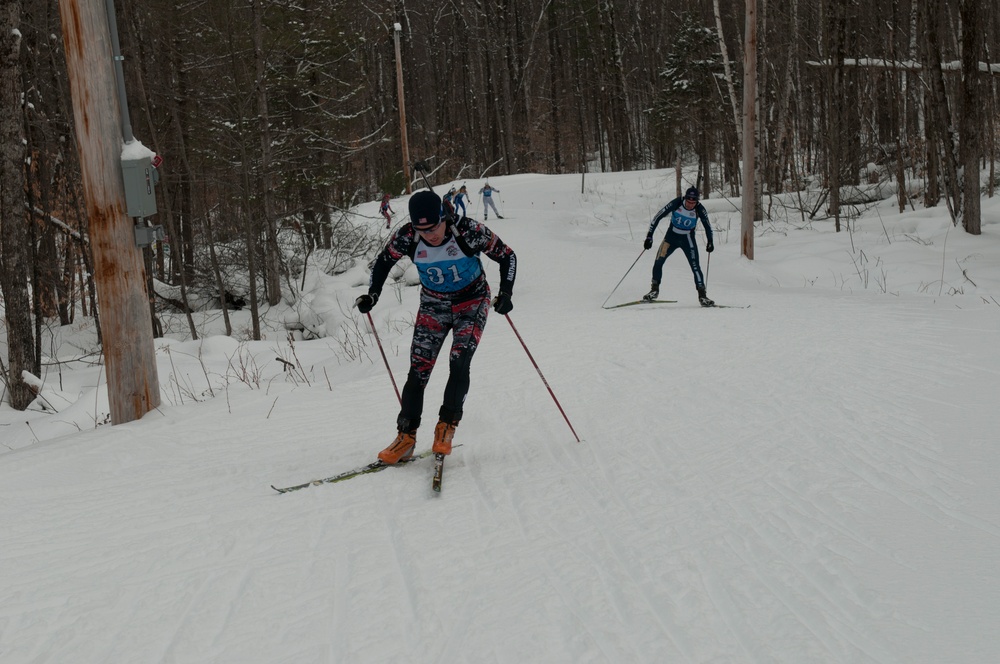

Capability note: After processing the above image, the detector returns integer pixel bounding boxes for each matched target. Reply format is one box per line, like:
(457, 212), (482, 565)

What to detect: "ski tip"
(271, 485), (286, 494)
(432, 453), (446, 493)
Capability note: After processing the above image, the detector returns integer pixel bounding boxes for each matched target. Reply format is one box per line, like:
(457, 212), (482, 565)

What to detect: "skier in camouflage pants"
(356, 189), (517, 464)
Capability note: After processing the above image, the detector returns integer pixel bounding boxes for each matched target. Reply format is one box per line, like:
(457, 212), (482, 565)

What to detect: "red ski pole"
(367, 312), (401, 405)
(502, 314), (581, 443)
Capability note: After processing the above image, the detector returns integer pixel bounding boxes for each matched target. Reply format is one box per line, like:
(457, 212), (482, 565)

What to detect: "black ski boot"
(698, 286), (715, 307)
(642, 282), (660, 302)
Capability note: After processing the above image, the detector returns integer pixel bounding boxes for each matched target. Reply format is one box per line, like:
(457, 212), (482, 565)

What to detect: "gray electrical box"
(134, 224), (165, 248)
(121, 153), (159, 218)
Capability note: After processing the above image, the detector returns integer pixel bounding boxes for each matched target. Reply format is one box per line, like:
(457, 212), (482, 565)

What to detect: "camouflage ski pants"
(397, 288), (491, 431)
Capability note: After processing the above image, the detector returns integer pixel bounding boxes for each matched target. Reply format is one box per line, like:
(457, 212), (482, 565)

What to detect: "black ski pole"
(601, 248), (647, 309)
(413, 161), (435, 192)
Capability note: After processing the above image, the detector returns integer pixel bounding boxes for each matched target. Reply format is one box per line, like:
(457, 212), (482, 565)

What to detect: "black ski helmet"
(684, 187), (700, 201)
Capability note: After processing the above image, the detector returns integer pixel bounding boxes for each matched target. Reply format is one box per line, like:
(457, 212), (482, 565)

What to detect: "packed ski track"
(2, 170), (1000, 663)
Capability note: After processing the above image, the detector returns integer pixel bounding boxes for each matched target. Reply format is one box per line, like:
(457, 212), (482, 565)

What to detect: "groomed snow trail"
(2, 171), (999, 663)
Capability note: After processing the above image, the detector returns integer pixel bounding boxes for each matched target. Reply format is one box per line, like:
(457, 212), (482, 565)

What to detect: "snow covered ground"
(2, 169), (999, 663)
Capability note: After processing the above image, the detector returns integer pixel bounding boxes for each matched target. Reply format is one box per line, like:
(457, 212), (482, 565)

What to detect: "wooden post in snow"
(394, 23), (412, 194)
(740, 0), (757, 260)
(60, 0), (160, 424)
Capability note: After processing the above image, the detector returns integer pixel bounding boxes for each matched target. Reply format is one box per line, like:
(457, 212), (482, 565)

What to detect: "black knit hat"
(409, 190), (442, 230)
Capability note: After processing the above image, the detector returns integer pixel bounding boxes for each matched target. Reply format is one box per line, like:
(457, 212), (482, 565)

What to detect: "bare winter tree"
(1, 0), (38, 409)
(959, 0), (983, 234)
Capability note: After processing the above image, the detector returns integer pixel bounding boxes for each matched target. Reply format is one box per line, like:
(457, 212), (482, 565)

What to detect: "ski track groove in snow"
(538, 433), (700, 660)
(692, 553), (766, 662)
(465, 445), (624, 662)
(724, 498), (898, 663)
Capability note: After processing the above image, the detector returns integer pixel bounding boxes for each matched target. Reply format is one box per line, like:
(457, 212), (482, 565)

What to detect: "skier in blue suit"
(642, 186), (715, 306)
(442, 187), (457, 220)
(454, 185), (469, 217)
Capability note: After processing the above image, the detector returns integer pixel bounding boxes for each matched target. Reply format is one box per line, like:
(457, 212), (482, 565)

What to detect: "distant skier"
(442, 186), (457, 220)
(355, 190), (517, 465)
(454, 185), (469, 218)
(642, 186), (715, 307)
(479, 182), (503, 220)
(379, 193), (394, 229)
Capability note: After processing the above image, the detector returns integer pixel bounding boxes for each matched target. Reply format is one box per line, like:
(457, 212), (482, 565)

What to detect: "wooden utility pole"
(60, 0), (160, 424)
(394, 23), (412, 194)
(740, 0), (757, 260)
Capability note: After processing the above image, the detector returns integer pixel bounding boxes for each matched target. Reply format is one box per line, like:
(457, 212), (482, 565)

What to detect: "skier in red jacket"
(379, 193), (393, 229)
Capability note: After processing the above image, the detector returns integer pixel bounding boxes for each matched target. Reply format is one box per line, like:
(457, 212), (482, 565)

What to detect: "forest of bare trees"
(2, 0), (999, 410)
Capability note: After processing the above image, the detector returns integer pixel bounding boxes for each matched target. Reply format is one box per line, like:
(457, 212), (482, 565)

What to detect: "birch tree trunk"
(714, 0), (741, 146)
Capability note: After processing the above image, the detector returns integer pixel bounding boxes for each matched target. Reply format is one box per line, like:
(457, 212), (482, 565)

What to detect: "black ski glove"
(706, 240), (714, 253)
(643, 236), (653, 250)
(355, 293), (378, 313)
(492, 292), (513, 315)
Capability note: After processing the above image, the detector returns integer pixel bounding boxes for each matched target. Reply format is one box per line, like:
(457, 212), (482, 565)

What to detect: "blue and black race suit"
(646, 197), (713, 289)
